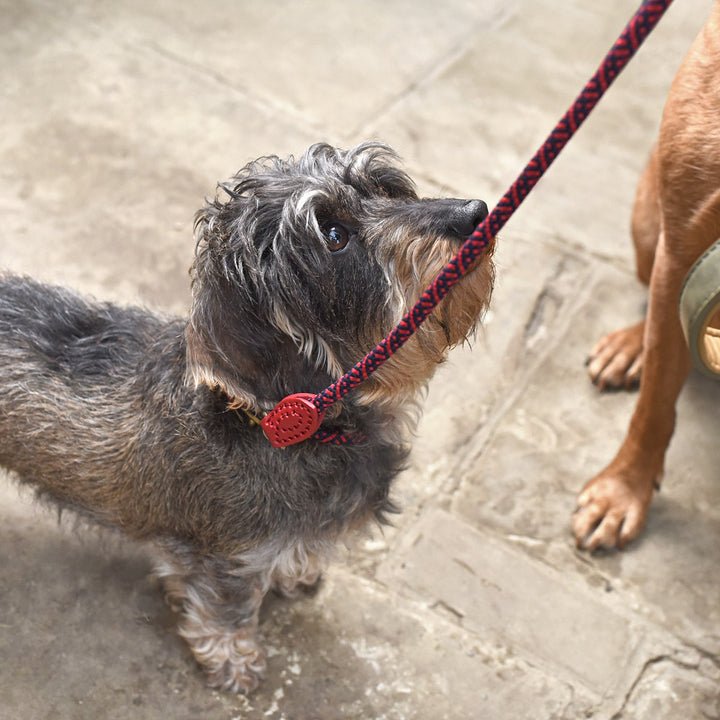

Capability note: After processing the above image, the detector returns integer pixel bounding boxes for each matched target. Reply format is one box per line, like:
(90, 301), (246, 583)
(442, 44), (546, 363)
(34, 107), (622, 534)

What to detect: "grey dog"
(0, 143), (493, 693)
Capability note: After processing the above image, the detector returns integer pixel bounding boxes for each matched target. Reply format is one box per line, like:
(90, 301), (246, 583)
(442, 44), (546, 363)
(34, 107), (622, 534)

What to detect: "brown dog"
(573, 2), (720, 551)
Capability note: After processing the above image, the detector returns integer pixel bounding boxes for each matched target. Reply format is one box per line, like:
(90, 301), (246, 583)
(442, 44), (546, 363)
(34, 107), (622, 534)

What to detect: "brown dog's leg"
(577, 193), (720, 552)
(576, 4), (720, 550)
(574, 231), (693, 550)
(630, 145), (662, 287)
(576, 185), (720, 551)
(586, 145), (661, 390)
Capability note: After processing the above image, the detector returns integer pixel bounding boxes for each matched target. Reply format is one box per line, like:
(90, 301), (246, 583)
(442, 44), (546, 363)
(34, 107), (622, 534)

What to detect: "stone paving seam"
(348, 5), (517, 143)
(349, 31), (487, 144)
(442, 254), (598, 494)
(7, 3), (330, 147)
(326, 564), (593, 707)
(373, 508), (679, 715)
(136, 38), (328, 141)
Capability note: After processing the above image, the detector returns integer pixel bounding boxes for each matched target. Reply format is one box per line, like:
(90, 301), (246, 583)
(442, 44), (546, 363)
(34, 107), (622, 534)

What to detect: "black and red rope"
(260, 0), (674, 448)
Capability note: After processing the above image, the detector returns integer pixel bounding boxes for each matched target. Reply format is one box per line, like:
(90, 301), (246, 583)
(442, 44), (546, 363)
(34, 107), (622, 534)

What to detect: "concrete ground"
(1, 0), (718, 718)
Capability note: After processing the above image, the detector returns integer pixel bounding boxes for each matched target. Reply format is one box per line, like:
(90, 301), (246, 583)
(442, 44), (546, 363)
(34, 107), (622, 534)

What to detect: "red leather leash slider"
(260, 393), (325, 448)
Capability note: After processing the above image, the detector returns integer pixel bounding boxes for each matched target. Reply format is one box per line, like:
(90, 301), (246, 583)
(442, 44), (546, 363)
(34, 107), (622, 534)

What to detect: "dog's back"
(0, 274), (157, 379)
(0, 274), (177, 518)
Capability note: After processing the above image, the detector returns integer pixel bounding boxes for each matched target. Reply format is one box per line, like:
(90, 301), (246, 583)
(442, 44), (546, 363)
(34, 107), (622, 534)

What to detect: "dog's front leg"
(573, 234), (693, 551)
(155, 550), (267, 693)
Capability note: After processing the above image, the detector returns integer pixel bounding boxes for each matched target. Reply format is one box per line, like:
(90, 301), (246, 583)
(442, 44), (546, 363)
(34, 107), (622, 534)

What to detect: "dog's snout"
(448, 199), (489, 238)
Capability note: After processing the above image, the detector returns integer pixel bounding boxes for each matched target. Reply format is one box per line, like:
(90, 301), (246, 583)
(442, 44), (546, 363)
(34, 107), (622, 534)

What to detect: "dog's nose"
(448, 199), (489, 238)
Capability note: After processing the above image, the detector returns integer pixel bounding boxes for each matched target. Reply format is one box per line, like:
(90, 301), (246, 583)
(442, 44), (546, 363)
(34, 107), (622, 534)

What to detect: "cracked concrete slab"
(377, 508), (658, 703)
(410, 239), (592, 468)
(6, 0), (511, 139)
(617, 655), (720, 720)
(451, 263), (647, 541)
(451, 262), (720, 658)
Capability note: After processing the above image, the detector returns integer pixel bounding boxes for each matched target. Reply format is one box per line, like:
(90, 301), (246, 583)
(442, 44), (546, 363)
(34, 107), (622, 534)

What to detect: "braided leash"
(261, 0), (674, 449)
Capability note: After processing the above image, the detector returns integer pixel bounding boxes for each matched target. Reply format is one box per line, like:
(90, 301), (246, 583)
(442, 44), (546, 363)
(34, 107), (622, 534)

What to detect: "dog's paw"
(572, 472), (654, 551)
(197, 633), (267, 694)
(586, 322), (644, 391)
(272, 567), (323, 598)
(271, 553), (324, 598)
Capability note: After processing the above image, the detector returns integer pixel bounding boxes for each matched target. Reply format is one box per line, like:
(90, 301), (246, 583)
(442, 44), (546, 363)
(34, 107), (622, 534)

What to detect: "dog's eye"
(323, 223), (351, 252)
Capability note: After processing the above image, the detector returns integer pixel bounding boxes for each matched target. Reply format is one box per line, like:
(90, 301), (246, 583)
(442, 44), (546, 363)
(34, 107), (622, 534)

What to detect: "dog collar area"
(680, 238), (720, 379)
(257, 393), (367, 448)
(260, 393), (324, 448)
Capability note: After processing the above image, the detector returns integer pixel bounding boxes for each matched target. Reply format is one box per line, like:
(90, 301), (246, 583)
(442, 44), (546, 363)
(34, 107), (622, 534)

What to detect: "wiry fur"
(0, 142), (494, 692)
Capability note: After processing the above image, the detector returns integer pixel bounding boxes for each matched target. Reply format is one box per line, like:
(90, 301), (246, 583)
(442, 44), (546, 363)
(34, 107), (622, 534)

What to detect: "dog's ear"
(185, 324), (259, 412)
(185, 196), (336, 410)
(185, 206), (273, 409)
(185, 298), (258, 411)
(185, 273), (336, 412)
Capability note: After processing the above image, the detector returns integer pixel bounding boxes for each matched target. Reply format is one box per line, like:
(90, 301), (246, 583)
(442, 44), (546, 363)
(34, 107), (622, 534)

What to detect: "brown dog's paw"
(572, 472), (655, 551)
(586, 322), (644, 391)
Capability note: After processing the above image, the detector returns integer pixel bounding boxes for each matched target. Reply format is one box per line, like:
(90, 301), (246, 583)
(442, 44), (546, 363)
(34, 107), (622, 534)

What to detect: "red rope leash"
(261, 0), (674, 449)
